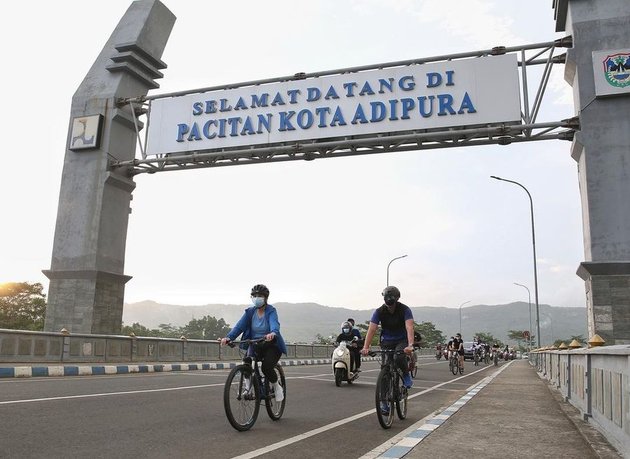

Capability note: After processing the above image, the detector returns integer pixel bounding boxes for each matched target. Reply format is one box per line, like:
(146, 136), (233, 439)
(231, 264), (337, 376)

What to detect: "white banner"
(146, 54), (521, 156)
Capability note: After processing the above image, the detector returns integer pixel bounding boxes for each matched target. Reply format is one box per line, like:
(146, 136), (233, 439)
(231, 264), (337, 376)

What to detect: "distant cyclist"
(446, 336), (455, 360)
(361, 286), (415, 389)
(450, 333), (464, 370)
(410, 330), (422, 368)
(220, 284), (287, 401)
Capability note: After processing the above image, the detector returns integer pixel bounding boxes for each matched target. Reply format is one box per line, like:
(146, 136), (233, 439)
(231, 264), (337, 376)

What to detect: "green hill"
(123, 300), (587, 346)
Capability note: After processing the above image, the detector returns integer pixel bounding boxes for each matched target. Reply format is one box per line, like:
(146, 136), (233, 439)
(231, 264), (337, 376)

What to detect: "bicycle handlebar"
(367, 349), (408, 357)
(225, 337), (268, 348)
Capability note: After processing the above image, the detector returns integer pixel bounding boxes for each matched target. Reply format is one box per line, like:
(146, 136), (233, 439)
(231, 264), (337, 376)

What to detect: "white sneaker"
(273, 381), (284, 401)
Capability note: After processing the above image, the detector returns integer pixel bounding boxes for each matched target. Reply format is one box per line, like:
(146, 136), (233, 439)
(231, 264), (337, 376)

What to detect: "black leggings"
(248, 342), (282, 383)
(350, 348), (361, 369)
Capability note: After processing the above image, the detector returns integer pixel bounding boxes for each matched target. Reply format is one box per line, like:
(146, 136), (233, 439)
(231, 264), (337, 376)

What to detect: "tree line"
(1, 282), (586, 347)
(0, 282), (231, 339)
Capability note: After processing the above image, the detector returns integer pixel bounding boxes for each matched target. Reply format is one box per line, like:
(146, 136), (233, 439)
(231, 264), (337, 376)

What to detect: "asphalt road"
(0, 356), (505, 458)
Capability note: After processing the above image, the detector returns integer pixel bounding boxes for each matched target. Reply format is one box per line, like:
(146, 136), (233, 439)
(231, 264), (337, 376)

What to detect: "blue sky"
(0, 1), (584, 311)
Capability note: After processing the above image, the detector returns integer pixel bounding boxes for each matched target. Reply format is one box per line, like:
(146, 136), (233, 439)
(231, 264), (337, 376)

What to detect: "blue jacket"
(226, 304), (288, 355)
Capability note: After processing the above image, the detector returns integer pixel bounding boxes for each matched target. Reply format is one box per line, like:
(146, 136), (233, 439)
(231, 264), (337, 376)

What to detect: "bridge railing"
(0, 328), (433, 363)
(531, 345), (630, 456)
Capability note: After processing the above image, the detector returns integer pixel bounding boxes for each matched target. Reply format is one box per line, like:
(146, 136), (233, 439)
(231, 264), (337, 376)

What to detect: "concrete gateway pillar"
(43, 1), (175, 333)
(554, 0), (630, 344)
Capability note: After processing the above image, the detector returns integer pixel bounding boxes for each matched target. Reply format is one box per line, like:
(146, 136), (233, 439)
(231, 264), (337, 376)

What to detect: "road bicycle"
(223, 338), (286, 431)
(450, 352), (464, 375)
(369, 349), (409, 429)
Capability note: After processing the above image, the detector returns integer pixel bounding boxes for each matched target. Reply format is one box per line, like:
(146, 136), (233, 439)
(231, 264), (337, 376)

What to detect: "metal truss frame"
(113, 37), (576, 176)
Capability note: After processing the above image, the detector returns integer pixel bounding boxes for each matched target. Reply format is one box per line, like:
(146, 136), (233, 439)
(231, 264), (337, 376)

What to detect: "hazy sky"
(1, 1), (585, 311)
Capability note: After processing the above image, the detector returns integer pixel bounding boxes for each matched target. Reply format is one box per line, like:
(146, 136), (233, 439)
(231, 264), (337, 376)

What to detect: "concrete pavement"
(376, 359), (623, 459)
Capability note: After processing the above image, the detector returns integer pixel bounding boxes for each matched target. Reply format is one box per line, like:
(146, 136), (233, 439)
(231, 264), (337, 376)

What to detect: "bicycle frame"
(370, 349), (409, 429)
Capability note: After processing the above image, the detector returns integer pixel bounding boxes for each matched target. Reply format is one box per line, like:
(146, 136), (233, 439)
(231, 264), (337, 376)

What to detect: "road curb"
(0, 357), (380, 378)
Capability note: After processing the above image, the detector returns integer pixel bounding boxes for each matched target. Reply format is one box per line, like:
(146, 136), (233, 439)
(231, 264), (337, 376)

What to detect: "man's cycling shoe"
(403, 373), (413, 388)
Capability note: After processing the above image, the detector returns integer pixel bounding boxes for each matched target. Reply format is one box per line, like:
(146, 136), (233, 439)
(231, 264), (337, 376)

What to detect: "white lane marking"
(230, 365), (492, 459)
(0, 382), (225, 405)
(0, 370), (232, 383)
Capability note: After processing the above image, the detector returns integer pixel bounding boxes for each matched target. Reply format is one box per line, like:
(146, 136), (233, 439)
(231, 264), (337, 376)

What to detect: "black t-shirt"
(372, 302), (413, 343)
(452, 338), (464, 355)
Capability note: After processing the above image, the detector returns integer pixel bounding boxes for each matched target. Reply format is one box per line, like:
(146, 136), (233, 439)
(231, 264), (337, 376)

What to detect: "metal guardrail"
(0, 328), (334, 363)
(531, 346), (630, 456)
(0, 328), (433, 364)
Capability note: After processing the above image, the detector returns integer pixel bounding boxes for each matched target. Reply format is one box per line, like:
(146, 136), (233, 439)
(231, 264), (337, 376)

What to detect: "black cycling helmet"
(382, 286), (401, 299)
(251, 284), (270, 297)
(347, 318), (355, 325)
(341, 321), (351, 333)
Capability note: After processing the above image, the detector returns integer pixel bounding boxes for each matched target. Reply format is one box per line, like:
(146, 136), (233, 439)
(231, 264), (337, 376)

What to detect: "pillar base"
(577, 262), (630, 345)
(43, 269), (132, 334)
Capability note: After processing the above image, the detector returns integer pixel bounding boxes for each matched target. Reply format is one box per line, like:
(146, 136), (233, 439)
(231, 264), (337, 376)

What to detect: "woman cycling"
(220, 284), (287, 401)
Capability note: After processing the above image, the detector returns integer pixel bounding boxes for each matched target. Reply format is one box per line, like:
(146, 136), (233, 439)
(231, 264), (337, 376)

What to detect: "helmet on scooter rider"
(341, 321), (351, 334)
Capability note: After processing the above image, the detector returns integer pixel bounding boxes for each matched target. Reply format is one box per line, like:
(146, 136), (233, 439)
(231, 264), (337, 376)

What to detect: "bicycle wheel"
(450, 357), (458, 375)
(395, 372), (408, 420)
(375, 367), (394, 429)
(411, 362), (418, 379)
(265, 364), (286, 421)
(224, 365), (260, 431)
(474, 353), (479, 366)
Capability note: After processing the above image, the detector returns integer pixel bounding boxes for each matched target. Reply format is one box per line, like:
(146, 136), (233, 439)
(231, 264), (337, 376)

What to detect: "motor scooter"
(332, 338), (360, 386)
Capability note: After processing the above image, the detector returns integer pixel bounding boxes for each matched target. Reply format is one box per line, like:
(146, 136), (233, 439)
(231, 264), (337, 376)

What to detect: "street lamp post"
(386, 254), (407, 286)
(459, 300), (471, 336)
(514, 282), (533, 351)
(491, 175), (541, 348)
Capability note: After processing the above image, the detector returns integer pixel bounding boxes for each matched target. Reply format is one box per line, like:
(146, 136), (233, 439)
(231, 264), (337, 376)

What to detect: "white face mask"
(252, 297), (265, 308)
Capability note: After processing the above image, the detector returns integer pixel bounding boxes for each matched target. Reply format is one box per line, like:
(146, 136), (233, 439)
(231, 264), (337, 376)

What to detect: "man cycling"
(409, 330), (422, 371)
(361, 286), (415, 389)
(472, 338), (484, 365)
(450, 333), (464, 371)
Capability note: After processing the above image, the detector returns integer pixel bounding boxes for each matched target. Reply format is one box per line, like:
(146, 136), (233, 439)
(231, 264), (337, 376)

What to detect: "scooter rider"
(346, 318), (363, 372)
(361, 286), (415, 389)
(336, 321), (358, 373)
